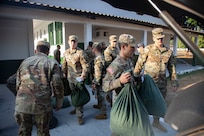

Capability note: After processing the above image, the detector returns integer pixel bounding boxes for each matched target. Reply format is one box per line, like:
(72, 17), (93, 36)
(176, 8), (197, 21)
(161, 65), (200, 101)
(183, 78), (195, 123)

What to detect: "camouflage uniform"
(15, 41), (64, 136)
(84, 47), (95, 83)
(104, 45), (119, 67)
(92, 53), (107, 115)
(62, 47), (89, 117)
(134, 44), (178, 98)
(103, 55), (135, 103)
(103, 35), (119, 105)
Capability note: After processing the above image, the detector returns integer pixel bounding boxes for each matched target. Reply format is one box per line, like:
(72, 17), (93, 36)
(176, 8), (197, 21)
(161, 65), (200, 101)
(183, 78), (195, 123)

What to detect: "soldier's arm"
(134, 48), (148, 75)
(51, 64), (64, 110)
(104, 48), (112, 62)
(80, 51), (89, 79)
(93, 58), (103, 85)
(61, 53), (68, 77)
(167, 54), (179, 87)
(102, 66), (122, 92)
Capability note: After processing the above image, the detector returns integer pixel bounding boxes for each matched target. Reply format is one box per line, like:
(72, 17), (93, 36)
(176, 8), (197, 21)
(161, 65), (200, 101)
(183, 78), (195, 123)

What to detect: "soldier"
(54, 44), (61, 64)
(15, 41), (64, 136)
(102, 34), (154, 136)
(103, 35), (119, 106)
(103, 34), (136, 103)
(84, 41), (95, 84)
(91, 42), (107, 120)
(62, 35), (89, 125)
(134, 28), (179, 132)
(104, 35), (119, 67)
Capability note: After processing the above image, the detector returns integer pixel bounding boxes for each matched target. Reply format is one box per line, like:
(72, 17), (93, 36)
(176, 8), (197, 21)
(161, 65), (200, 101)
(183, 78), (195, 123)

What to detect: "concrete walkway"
(0, 62), (203, 136)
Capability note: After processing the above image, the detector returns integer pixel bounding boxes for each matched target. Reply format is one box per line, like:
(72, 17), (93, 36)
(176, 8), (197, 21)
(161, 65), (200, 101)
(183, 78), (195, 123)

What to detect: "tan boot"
(95, 114), (107, 120)
(69, 109), (76, 115)
(78, 117), (84, 125)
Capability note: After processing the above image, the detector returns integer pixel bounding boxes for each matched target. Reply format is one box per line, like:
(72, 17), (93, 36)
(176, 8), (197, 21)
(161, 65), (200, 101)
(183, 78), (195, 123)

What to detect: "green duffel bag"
(6, 73), (17, 96)
(138, 74), (167, 117)
(71, 82), (90, 107)
(110, 83), (154, 136)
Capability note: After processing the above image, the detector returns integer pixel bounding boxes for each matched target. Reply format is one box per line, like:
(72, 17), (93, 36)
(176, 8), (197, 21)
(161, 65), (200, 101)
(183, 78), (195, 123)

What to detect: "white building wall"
(0, 18), (34, 60)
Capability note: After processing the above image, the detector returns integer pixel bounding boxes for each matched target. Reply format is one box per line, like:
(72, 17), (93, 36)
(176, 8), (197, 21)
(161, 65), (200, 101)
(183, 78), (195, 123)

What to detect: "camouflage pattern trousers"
(14, 111), (52, 136)
(96, 86), (107, 114)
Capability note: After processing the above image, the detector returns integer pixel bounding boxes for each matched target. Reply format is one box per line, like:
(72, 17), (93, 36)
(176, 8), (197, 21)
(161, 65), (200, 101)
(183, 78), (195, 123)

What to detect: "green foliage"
(198, 35), (204, 48)
(184, 16), (203, 30)
(177, 35), (204, 48)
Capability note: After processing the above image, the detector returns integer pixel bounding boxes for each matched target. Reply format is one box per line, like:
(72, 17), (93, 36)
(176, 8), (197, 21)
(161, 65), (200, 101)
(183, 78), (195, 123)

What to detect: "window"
(48, 23), (54, 45)
(48, 22), (63, 45)
(55, 22), (63, 45)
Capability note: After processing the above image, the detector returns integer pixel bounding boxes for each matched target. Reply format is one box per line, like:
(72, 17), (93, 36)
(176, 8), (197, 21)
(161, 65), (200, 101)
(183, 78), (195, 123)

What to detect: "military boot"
(93, 99), (101, 109)
(69, 109), (76, 115)
(95, 114), (107, 120)
(78, 117), (84, 125)
(93, 105), (100, 109)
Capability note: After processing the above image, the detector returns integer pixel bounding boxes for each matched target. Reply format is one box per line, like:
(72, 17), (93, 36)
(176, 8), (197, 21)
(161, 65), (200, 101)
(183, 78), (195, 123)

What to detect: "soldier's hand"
(92, 84), (96, 90)
(119, 72), (131, 84)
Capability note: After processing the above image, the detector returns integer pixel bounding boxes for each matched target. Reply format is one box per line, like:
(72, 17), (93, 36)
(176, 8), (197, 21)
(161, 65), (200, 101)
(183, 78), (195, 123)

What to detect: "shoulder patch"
(107, 67), (114, 75)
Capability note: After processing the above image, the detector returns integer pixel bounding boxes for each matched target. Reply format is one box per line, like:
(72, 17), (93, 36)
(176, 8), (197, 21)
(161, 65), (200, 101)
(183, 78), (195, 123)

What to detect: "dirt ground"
(165, 49), (204, 106)
(166, 69), (204, 106)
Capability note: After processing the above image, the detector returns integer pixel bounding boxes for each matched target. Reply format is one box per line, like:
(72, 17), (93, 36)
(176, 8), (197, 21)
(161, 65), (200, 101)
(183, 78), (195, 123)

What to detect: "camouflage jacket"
(84, 48), (95, 63)
(102, 55), (135, 103)
(16, 52), (64, 114)
(104, 45), (119, 67)
(134, 44), (178, 88)
(62, 47), (89, 83)
(92, 54), (106, 86)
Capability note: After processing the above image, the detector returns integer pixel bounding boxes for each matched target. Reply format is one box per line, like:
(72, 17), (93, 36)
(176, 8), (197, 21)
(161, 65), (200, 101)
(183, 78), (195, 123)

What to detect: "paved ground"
(0, 84), (178, 136)
(0, 51), (203, 136)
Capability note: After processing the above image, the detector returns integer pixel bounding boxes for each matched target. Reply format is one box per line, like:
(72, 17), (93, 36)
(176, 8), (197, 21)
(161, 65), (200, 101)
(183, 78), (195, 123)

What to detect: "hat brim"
(129, 44), (137, 48)
(154, 35), (165, 39)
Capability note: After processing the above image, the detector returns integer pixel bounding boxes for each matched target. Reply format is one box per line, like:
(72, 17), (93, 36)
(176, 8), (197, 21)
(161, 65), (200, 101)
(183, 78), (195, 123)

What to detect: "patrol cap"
(152, 28), (165, 39)
(69, 35), (78, 42)
(36, 41), (50, 49)
(92, 42), (102, 50)
(109, 35), (117, 42)
(118, 34), (136, 47)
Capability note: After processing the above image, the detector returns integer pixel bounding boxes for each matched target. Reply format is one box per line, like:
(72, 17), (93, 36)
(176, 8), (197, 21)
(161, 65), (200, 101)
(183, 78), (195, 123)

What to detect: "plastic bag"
(110, 83), (154, 136)
(138, 74), (166, 117)
(71, 82), (90, 107)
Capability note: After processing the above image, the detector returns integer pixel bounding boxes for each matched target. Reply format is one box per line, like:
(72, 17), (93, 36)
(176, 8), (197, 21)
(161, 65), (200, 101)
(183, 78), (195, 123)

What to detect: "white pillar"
(173, 36), (178, 56)
(84, 23), (92, 49)
(143, 30), (147, 46)
(28, 19), (34, 56)
(194, 36), (198, 46)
